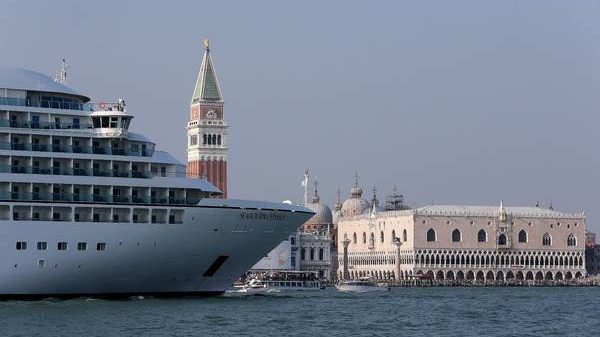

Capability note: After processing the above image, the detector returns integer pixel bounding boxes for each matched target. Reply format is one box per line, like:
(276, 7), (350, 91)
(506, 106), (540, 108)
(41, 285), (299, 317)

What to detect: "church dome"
(341, 175), (370, 219)
(304, 181), (333, 225)
(306, 202), (333, 225)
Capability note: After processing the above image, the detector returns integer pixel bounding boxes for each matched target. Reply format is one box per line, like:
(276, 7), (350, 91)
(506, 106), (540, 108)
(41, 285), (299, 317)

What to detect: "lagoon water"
(1, 287), (597, 337)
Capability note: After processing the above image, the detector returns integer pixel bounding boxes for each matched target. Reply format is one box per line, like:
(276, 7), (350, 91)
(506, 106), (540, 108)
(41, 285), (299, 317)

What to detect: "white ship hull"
(0, 199), (313, 299)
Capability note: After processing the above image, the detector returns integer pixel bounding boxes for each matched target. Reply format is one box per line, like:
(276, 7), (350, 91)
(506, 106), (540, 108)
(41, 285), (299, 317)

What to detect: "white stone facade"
(338, 204), (586, 282)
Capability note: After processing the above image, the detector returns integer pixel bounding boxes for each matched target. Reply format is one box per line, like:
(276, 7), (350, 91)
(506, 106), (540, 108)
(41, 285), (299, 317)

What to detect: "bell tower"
(187, 38), (228, 197)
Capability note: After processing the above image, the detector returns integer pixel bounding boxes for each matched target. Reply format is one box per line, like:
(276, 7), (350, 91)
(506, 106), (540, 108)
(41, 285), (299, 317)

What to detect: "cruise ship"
(0, 67), (314, 299)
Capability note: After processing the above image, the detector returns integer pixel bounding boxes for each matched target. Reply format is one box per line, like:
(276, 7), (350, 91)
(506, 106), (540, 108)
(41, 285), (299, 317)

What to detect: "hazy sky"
(1, 0), (599, 231)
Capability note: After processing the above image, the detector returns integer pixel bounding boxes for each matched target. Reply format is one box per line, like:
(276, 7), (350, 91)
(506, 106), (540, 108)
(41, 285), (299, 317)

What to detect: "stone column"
(393, 236), (403, 283)
(342, 234), (350, 280)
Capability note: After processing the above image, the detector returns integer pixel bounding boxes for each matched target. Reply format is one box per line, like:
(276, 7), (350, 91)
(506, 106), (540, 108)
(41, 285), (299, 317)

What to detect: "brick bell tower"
(187, 38), (228, 197)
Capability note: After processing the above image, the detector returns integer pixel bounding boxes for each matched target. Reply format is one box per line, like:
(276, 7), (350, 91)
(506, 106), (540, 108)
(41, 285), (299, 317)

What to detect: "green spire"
(191, 38), (223, 103)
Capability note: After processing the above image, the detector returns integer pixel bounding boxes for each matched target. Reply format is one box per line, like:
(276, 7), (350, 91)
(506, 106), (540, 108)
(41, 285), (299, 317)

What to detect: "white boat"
(0, 67), (314, 299)
(231, 271), (323, 294)
(335, 277), (390, 292)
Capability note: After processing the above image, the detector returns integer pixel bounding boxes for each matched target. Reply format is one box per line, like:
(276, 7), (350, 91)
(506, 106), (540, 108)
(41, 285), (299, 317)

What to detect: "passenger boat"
(229, 271), (323, 294)
(335, 277), (390, 292)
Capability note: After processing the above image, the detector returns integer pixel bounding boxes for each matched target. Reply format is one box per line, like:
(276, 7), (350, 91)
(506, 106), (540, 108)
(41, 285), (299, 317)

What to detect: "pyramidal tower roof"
(191, 38), (223, 103)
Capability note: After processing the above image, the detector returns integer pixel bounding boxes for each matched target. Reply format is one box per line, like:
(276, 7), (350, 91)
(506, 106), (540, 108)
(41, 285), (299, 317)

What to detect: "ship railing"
(0, 192), (201, 205)
(0, 120), (93, 130)
(0, 141), (154, 157)
(0, 98), (130, 112)
(0, 97), (87, 111)
(0, 164), (194, 180)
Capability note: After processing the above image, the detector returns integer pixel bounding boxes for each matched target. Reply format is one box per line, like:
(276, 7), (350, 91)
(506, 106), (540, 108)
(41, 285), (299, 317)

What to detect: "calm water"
(1, 287), (598, 337)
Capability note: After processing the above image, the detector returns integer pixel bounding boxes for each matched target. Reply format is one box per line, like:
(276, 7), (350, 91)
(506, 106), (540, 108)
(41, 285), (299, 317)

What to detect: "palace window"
(310, 248), (315, 260)
(319, 248), (324, 261)
(392, 230), (396, 240)
(190, 134), (198, 146)
(301, 248), (306, 260)
(426, 228), (436, 242)
(542, 233), (552, 246)
(380, 231), (384, 243)
(477, 229), (487, 243)
(452, 229), (461, 242)
(353, 233), (357, 244)
(567, 234), (577, 247)
(519, 230), (528, 243)
(498, 234), (507, 246)
(363, 232), (366, 244)
(403, 229), (407, 242)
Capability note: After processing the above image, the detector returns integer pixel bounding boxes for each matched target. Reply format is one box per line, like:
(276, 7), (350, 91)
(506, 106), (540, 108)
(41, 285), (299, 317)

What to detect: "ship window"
(57, 242), (68, 250)
(92, 117), (100, 128)
(16, 241), (27, 250)
(110, 117), (118, 128)
(37, 242), (47, 250)
(72, 118), (80, 129)
(97, 242), (106, 251)
(101, 117), (109, 128)
(78, 242), (87, 251)
(38, 260), (45, 268)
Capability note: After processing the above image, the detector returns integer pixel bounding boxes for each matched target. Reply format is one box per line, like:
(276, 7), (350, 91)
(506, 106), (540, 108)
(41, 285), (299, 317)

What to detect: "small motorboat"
(335, 277), (390, 292)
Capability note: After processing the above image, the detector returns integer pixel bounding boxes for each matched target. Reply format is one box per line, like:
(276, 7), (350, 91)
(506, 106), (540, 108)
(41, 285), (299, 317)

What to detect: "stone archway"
(486, 271), (495, 281)
(466, 271), (474, 280)
(516, 271), (524, 280)
(476, 271), (485, 281)
(446, 270), (455, 280)
(575, 271), (583, 279)
(526, 271), (534, 280)
(436, 270), (445, 280)
(565, 271), (573, 280)
(456, 270), (465, 280)
(555, 271), (563, 280)
(545, 271), (553, 281)
(506, 271), (515, 281)
(496, 271), (504, 282)
(535, 271), (544, 281)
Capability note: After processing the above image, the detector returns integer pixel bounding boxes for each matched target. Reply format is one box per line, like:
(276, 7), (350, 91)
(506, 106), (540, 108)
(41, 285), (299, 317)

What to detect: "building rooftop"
(0, 67), (90, 102)
(416, 205), (584, 219)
